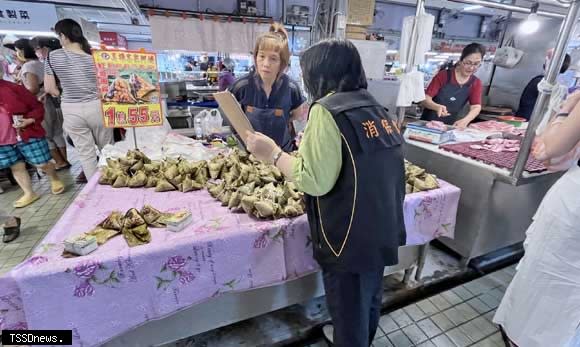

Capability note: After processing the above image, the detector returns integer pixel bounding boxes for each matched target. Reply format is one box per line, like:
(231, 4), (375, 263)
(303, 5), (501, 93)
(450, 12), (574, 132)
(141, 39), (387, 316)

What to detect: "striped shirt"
(44, 49), (99, 103)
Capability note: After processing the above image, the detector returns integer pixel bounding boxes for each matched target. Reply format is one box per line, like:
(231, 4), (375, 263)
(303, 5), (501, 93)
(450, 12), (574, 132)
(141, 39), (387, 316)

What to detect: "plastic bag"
(207, 109), (223, 134)
(493, 37), (524, 69)
(396, 69), (426, 107)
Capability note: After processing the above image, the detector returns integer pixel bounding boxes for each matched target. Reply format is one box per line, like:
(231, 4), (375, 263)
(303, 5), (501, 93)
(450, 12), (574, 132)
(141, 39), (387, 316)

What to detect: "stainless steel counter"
(404, 139), (562, 263)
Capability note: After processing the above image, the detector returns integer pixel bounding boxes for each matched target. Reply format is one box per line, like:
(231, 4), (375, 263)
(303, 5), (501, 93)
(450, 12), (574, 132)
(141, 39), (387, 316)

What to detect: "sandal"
(51, 179), (65, 195)
(13, 194), (40, 208)
(2, 217), (21, 243)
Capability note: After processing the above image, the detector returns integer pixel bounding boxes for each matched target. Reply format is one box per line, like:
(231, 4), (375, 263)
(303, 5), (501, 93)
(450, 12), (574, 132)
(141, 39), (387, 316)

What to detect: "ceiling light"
(520, 13), (540, 34)
(520, 2), (541, 34)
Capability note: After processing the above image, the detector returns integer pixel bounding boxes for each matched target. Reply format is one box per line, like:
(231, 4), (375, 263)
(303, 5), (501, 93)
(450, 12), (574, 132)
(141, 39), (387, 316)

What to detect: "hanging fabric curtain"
(150, 15), (271, 53)
(398, 5), (435, 67)
(396, 4), (435, 107)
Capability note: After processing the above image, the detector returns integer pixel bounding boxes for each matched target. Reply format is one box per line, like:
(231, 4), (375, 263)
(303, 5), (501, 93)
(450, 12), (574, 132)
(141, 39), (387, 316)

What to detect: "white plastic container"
(64, 234), (98, 256)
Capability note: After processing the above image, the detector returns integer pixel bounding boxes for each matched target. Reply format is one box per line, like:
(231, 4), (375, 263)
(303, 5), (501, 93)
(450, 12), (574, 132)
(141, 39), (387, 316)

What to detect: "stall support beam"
(396, 0), (425, 124)
(485, 3), (514, 97)
(511, 1), (580, 182)
(334, 0), (348, 39)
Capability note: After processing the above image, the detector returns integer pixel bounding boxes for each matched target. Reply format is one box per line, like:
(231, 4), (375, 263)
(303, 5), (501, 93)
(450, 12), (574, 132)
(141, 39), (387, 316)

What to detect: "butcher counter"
(404, 137), (562, 264)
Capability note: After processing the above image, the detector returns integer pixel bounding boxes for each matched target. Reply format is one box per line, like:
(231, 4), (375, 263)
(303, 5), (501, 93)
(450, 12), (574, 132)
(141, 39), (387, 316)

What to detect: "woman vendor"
(421, 43), (485, 128)
(229, 23), (306, 151)
(245, 39), (406, 347)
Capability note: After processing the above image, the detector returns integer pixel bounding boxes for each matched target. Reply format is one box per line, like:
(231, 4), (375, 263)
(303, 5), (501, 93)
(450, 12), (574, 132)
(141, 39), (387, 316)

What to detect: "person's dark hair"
(54, 18), (91, 54)
(542, 53), (572, 74)
(14, 39), (37, 60)
(460, 43), (486, 61)
(300, 39), (367, 101)
(30, 36), (61, 51)
(560, 53), (571, 74)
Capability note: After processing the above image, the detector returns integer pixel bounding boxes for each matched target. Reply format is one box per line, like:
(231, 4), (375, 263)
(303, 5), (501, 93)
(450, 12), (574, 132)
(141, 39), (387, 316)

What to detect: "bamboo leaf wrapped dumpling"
(208, 181), (225, 198)
(124, 208), (147, 228)
(112, 173), (130, 188)
(106, 158), (122, 171)
(145, 176), (159, 188)
(99, 211), (125, 231)
(238, 182), (256, 196)
(143, 162), (161, 174)
(241, 195), (257, 215)
(179, 175), (194, 193)
(191, 180), (204, 191)
(128, 171), (147, 188)
(208, 160), (225, 179)
(85, 227), (120, 245)
(130, 160), (144, 173)
(98, 168), (115, 185)
(141, 205), (164, 226)
(164, 164), (179, 181)
(178, 161), (194, 175)
(122, 224), (151, 247)
(155, 179), (177, 192)
(254, 201), (278, 219)
(169, 174), (184, 187)
(228, 191), (242, 210)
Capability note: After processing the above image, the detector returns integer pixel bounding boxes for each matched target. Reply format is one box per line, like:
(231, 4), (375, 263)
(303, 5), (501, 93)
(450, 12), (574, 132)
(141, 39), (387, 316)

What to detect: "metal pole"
(132, 128), (138, 150)
(396, 0), (425, 124)
(485, 7), (513, 96)
(329, 0), (337, 38)
(511, 2), (580, 182)
(335, 0), (348, 39)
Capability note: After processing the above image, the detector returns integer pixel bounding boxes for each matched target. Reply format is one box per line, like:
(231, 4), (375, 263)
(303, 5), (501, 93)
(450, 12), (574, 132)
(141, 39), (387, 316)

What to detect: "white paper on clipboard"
(213, 91), (254, 144)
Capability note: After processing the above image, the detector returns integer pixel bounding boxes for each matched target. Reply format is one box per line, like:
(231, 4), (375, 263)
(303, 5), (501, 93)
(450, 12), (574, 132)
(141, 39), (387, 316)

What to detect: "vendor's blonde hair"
(254, 23), (290, 74)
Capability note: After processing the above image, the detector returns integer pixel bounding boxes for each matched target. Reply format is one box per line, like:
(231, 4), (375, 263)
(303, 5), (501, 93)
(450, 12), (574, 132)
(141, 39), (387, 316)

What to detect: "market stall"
(0, 148), (460, 346)
(397, 0), (580, 264)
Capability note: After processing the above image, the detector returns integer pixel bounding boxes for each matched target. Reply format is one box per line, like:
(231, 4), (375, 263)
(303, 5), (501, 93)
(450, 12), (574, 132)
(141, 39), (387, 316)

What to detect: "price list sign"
(93, 49), (163, 128)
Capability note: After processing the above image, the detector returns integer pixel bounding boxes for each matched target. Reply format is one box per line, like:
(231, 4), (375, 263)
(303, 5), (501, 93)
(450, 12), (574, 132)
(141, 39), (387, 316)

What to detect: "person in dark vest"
(229, 23), (306, 152)
(516, 51), (571, 121)
(245, 39), (406, 347)
(421, 43), (485, 128)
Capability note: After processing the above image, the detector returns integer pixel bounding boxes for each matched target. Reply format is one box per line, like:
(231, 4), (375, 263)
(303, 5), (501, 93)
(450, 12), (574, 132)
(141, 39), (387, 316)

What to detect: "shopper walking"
(494, 91), (580, 347)
(230, 23), (306, 151)
(26, 36), (71, 170)
(44, 19), (113, 180)
(0, 71), (65, 209)
(245, 39), (406, 347)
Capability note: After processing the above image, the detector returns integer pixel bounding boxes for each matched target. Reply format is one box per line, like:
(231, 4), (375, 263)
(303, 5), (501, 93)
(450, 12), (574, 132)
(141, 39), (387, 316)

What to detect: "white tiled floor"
(303, 266), (515, 347)
(0, 161), (85, 275)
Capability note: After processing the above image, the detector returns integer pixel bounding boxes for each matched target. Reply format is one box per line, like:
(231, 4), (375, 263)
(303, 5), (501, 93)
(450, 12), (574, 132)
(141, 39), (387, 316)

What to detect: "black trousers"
(322, 267), (384, 347)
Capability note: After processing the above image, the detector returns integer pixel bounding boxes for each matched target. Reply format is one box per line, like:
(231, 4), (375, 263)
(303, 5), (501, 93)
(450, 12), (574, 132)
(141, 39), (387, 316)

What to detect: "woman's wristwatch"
(272, 149), (283, 166)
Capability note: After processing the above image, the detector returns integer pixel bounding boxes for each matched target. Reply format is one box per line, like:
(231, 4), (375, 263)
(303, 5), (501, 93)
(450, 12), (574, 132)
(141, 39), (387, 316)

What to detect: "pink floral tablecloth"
(0, 175), (460, 346)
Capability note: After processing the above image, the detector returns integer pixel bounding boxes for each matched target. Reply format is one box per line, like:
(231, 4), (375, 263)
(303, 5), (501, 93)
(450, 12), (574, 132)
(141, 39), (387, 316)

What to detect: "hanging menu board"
(93, 49), (163, 128)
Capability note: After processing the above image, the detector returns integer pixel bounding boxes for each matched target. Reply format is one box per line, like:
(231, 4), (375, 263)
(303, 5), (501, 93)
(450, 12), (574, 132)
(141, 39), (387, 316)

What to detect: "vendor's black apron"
(421, 69), (474, 125)
(245, 78), (295, 152)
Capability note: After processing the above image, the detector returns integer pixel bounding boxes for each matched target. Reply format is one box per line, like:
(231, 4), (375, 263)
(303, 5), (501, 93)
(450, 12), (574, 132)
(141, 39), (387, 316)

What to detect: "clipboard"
(213, 91), (254, 144)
